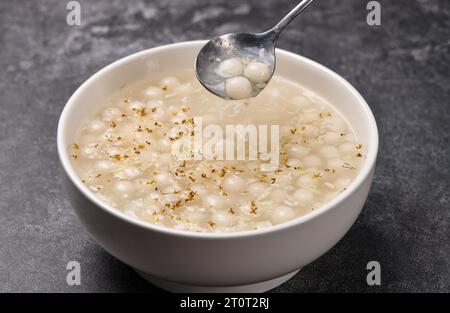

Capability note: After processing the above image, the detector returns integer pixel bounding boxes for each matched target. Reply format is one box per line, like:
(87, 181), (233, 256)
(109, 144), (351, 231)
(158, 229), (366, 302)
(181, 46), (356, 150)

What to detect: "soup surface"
(70, 70), (365, 233)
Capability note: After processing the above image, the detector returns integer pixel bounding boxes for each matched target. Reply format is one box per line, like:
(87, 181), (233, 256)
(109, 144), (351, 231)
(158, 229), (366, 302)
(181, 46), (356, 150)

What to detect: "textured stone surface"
(0, 0), (448, 292)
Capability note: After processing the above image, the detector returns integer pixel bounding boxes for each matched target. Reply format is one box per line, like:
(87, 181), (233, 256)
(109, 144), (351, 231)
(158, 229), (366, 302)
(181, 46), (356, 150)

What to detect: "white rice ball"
(88, 119), (106, 133)
(271, 206), (296, 224)
(223, 174), (246, 193)
(225, 76), (252, 99)
(203, 195), (226, 209)
(211, 210), (235, 227)
(293, 189), (314, 203)
(96, 159), (116, 171)
(244, 61), (271, 83)
(145, 86), (163, 98)
(216, 57), (244, 78)
(247, 182), (267, 197)
(296, 174), (319, 188)
(113, 181), (135, 196)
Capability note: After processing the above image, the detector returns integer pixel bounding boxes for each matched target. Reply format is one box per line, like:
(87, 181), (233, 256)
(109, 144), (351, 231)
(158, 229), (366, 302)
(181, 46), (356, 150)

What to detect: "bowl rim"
(57, 40), (379, 239)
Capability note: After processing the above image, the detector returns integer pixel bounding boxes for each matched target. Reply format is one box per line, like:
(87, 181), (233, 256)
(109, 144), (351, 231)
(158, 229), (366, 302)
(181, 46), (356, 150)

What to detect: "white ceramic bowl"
(57, 41), (378, 293)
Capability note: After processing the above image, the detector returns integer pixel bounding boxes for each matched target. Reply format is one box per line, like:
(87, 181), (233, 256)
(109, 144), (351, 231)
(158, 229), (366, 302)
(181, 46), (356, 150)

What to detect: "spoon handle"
(265, 0), (315, 40)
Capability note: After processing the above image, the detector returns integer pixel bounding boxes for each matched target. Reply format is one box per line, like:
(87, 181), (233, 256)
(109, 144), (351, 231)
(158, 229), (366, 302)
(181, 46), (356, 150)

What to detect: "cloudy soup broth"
(69, 69), (365, 233)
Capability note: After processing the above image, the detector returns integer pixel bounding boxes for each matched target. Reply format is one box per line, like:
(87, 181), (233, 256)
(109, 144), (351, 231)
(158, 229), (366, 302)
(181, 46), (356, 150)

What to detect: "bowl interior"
(58, 40), (378, 236)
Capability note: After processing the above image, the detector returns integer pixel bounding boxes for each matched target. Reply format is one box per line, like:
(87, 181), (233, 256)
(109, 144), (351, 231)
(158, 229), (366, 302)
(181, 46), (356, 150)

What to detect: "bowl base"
(135, 269), (300, 293)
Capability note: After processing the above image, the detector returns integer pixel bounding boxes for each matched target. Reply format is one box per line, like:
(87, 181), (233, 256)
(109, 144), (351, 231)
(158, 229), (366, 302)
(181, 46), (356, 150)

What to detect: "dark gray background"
(0, 0), (448, 292)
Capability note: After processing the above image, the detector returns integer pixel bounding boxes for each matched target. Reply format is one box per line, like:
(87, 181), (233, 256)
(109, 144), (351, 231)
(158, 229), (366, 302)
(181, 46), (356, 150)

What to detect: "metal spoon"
(195, 0), (315, 99)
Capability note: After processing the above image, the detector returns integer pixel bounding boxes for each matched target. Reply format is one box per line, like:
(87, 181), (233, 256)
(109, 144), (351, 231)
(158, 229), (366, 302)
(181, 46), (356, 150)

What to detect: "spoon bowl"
(195, 32), (276, 99)
(195, 0), (315, 99)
